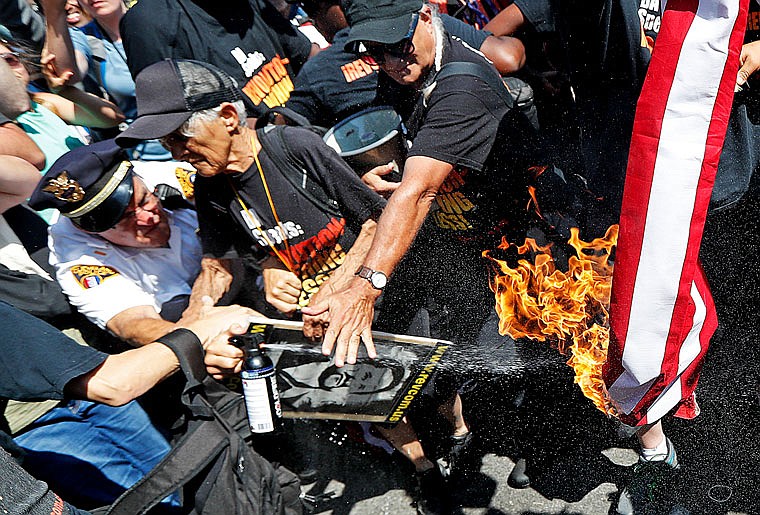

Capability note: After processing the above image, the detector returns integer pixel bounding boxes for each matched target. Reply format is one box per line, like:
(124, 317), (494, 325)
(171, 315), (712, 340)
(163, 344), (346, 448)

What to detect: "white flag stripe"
(609, 1), (738, 415)
(645, 279), (708, 421)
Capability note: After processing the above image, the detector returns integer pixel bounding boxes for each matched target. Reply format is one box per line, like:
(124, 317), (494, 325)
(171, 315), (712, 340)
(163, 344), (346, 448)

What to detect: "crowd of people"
(1, 0), (759, 514)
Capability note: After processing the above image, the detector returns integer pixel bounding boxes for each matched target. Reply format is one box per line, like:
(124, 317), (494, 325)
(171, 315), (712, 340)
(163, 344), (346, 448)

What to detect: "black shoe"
(507, 458), (530, 489)
(442, 431), (474, 477)
(414, 465), (448, 515)
(616, 438), (680, 515)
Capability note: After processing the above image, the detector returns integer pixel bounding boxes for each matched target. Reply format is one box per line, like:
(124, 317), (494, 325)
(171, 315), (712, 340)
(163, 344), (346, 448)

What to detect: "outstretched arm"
(40, 0), (83, 84)
(33, 80), (125, 129)
(303, 156), (453, 366)
(105, 304), (179, 346)
(302, 218), (377, 341)
(69, 301), (253, 405)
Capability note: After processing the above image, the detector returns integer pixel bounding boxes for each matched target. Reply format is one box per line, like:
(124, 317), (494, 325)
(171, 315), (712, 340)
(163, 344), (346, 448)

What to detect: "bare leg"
(615, 420), (678, 514)
(374, 418), (435, 473)
(636, 420), (665, 450)
(437, 393), (469, 436)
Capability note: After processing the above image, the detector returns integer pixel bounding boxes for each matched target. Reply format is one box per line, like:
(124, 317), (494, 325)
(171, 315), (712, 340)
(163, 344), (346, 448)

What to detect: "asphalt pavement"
(285, 191), (760, 515)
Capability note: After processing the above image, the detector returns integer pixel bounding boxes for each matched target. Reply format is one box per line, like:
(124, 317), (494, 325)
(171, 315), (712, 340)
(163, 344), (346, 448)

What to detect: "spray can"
(230, 333), (282, 433)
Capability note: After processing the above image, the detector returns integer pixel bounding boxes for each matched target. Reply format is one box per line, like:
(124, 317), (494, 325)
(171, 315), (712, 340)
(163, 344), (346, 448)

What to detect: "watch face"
(370, 271), (387, 289)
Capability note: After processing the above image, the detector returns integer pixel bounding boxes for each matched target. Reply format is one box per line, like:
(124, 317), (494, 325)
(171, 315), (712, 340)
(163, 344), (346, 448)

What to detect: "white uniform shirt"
(47, 163), (201, 329)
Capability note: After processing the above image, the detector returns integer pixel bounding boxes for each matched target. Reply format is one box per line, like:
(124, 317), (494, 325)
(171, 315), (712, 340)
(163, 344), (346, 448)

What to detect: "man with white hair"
(116, 58), (386, 337)
(300, 0), (544, 509)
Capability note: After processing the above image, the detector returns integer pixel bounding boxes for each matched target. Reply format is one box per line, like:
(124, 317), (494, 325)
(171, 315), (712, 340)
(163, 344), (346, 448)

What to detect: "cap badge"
(42, 171), (85, 203)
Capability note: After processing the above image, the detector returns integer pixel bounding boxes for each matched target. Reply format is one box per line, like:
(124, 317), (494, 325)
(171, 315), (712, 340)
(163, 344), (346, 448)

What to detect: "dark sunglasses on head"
(360, 13), (419, 66)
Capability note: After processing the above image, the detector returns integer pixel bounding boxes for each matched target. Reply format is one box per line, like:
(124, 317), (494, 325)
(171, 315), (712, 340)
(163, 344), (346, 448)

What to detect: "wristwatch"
(355, 265), (388, 290)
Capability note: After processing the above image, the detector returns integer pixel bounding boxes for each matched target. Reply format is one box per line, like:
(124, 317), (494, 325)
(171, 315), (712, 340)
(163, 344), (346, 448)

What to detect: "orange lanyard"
(227, 136), (296, 273)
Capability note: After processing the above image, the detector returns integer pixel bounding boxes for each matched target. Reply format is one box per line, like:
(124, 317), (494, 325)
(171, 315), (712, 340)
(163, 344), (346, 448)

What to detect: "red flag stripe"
(604, 0), (698, 385)
(632, 2), (748, 418)
(604, 0), (748, 425)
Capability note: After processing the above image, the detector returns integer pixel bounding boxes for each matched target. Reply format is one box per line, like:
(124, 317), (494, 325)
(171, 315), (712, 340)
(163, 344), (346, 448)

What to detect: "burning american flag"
(603, 0), (749, 426)
(486, 0), (749, 426)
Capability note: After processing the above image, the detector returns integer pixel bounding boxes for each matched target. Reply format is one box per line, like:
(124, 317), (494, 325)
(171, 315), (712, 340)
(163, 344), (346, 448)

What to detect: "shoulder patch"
(71, 264), (120, 289)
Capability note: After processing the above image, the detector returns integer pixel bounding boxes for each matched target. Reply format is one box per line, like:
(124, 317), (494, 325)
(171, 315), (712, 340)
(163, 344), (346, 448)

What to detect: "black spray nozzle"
(229, 332), (266, 351)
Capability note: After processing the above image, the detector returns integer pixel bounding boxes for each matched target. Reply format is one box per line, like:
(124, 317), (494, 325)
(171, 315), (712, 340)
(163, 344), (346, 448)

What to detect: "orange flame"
(483, 225), (619, 416)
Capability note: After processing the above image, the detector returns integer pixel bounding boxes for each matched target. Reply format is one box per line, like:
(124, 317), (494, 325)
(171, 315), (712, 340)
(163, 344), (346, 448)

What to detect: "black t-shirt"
(286, 28), (377, 128)
(638, 0), (662, 41)
(506, 0), (648, 222)
(121, 0), (313, 117)
(196, 127), (386, 306)
(0, 301), (106, 402)
(513, 0), (555, 33)
(512, 0), (649, 91)
(286, 16), (491, 128)
(400, 34), (537, 244)
(747, 0), (760, 41)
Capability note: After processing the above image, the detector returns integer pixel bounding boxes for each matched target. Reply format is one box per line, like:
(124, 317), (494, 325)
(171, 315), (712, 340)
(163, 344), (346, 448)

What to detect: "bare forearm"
(0, 156), (43, 214)
(324, 219), (377, 292)
(483, 3), (526, 36)
(70, 343), (179, 405)
(363, 187), (433, 276)
(0, 60), (31, 118)
(54, 87), (125, 128)
(107, 315), (177, 346)
(70, 305), (255, 404)
(182, 257), (235, 320)
(301, 219), (378, 338)
(41, 0), (82, 83)
(0, 126), (45, 169)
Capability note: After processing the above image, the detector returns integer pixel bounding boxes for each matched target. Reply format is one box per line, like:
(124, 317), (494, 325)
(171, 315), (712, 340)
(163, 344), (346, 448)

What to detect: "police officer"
(29, 140), (242, 346)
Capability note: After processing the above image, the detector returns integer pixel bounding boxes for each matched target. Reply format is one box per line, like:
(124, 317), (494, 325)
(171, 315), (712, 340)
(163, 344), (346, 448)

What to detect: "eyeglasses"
(159, 132), (189, 151)
(0, 51), (22, 68)
(359, 13), (419, 66)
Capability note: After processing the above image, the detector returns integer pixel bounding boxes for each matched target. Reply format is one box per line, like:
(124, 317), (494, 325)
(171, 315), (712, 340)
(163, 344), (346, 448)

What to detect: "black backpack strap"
(105, 406), (230, 515)
(104, 330), (236, 514)
(155, 328), (213, 417)
(254, 106), (325, 132)
(434, 61), (515, 109)
(257, 126), (342, 218)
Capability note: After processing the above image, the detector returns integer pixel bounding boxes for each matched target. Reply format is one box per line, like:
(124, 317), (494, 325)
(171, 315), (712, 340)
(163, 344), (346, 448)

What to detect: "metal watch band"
(355, 265), (387, 290)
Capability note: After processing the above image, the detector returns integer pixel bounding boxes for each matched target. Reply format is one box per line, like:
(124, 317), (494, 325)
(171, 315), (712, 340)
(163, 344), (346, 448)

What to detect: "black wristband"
(156, 328), (206, 386)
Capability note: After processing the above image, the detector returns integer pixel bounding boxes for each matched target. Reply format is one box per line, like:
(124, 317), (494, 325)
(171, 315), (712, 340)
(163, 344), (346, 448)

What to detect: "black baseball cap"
(29, 140), (134, 233)
(343, 0), (423, 52)
(116, 59), (244, 147)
